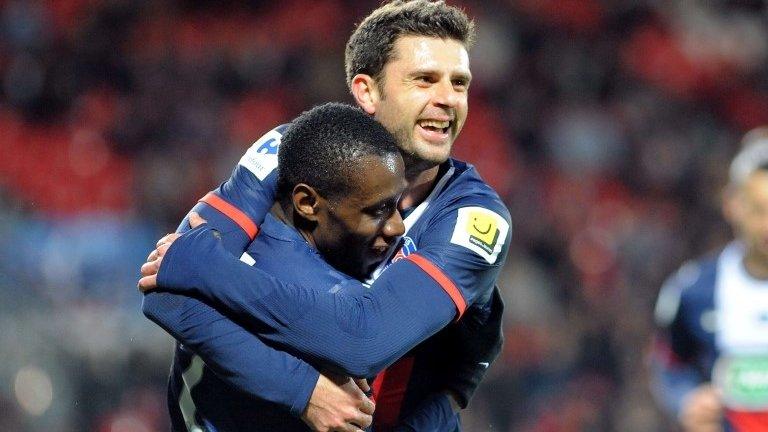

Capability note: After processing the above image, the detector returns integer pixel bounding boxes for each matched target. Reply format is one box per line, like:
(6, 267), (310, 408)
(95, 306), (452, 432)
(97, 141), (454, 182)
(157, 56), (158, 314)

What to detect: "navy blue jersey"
(143, 125), (509, 431)
(166, 215), (368, 431)
(652, 242), (768, 431)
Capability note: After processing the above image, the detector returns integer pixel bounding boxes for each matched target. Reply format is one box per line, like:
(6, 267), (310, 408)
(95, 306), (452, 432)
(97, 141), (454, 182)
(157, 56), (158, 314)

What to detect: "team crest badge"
(391, 236), (417, 263)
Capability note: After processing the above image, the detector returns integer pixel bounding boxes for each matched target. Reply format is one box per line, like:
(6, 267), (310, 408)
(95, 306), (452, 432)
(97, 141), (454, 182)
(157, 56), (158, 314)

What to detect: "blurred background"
(0, 0), (766, 430)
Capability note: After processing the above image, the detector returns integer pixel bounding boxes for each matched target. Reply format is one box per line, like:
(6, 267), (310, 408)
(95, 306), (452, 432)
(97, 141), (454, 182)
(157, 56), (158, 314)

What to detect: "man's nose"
(432, 79), (461, 109)
(383, 210), (405, 238)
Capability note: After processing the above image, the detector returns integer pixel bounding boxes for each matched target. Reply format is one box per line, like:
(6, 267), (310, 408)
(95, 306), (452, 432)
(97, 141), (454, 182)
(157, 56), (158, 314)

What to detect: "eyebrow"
(408, 68), (472, 81)
(363, 195), (399, 211)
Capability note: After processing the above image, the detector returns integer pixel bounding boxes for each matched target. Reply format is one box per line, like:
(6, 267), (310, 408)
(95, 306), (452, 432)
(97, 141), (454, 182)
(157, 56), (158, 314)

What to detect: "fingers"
(137, 274), (157, 292)
(188, 212), (208, 228)
(354, 378), (370, 393)
(146, 248), (159, 262)
(156, 233), (175, 248)
(140, 256), (162, 277)
(332, 421), (367, 432)
(359, 397), (375, 416)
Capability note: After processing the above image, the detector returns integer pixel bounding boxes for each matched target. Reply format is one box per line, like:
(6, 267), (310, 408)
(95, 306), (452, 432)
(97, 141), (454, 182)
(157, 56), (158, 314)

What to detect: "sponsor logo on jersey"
(239, 129), (283, 180)
(467, 211), (500, 254)
(450, 207), (510, 264)
(256, 137), (279, 155)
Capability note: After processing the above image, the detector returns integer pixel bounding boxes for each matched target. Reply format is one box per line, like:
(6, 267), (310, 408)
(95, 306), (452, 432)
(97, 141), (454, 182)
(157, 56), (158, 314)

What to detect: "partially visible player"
(141, 1), (508, 431)
(652, 127), (768, 431)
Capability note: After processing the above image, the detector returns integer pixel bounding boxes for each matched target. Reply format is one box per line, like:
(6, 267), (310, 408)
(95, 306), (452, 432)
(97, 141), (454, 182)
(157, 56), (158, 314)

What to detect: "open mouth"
(417, 119), (451, 135)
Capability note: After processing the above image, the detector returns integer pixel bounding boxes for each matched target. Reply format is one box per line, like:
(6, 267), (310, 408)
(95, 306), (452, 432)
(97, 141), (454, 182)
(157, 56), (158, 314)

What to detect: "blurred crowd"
(1, 0), (766, 431)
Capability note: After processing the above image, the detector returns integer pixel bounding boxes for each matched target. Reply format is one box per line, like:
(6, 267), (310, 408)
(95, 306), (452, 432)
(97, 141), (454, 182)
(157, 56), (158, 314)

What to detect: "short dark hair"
(276, 102), (399, 206)
(344, 0), (475, 88)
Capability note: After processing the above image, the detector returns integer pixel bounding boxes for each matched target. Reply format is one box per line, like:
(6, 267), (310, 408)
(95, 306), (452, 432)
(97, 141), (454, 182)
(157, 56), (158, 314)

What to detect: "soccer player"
(151, 102), (413, 431)
(651, 128), (768, 431)
(142, 1), (508, 431)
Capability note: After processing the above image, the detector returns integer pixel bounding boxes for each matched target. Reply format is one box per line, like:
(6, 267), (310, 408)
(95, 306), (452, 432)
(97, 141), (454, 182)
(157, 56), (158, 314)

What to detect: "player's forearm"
(157, 225), (458, 377)
(650, 355), (705, 417)
(444, 286), (504, 408)
(142, 291), (319, 417)
(188, 164), (278, 248)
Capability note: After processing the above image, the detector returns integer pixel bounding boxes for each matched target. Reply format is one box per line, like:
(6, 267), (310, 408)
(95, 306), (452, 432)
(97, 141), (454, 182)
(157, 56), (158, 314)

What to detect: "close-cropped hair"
(344, 0), (475, 88)
(276, 102), (399, 206)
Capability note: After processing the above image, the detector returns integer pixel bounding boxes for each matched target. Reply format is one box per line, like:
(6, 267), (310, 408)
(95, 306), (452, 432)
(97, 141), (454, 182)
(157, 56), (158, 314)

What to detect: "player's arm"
(441, 285), (505, 409)
(145, 291), (319, 417)
(181, 125), (287, 251)
(649, 265), (708, 418)
(145, 201), (512, 377)
(141, 125), (372, 422)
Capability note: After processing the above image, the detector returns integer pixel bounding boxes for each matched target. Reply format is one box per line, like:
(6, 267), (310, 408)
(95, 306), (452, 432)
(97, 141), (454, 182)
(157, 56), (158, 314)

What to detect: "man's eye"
(368, 205), (393, 218)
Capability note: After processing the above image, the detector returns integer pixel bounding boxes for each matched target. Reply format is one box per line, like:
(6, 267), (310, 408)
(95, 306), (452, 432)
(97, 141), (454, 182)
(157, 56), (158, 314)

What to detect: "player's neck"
(743, 250), (768, 280)
(400, 165), (440, 210)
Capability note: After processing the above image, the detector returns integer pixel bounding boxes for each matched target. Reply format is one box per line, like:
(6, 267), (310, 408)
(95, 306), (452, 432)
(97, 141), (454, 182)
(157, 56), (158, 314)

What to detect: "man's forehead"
(390, 35), (470, 69)
(344, 155), (404, 201)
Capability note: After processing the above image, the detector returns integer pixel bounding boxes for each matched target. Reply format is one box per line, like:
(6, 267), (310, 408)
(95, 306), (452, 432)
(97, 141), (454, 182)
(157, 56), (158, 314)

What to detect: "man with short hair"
(142, 1), (508, 431)
(150, 102), (407, 432)
(651, 128), (768, 431)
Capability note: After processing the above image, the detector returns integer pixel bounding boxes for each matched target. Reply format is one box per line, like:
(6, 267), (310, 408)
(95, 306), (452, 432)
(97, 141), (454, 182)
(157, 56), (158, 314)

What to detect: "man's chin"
(403, 147), (450, 169)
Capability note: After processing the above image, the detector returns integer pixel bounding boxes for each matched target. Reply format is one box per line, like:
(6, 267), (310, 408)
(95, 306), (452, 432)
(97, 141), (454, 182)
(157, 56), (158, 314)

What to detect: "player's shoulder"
(247, 215), (352, 287)
(238, 123), (291, 180)
(439, 158), (511, 221)
(654, 252), (719, 327)
(419, 159), (511, 267)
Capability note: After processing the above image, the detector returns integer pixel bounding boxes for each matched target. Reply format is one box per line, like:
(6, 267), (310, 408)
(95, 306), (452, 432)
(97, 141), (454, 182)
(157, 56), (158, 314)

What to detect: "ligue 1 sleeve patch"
(450, 207), (510, 264)
(238, 129), (282, 180)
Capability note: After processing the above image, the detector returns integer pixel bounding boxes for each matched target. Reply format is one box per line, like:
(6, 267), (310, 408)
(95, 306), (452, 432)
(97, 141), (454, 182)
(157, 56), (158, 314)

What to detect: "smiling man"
(141, 2), (509, 431)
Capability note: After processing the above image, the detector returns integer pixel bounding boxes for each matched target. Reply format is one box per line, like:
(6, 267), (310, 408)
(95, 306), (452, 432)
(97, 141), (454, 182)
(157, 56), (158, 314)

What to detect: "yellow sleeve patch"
(450, 207), (510, 264)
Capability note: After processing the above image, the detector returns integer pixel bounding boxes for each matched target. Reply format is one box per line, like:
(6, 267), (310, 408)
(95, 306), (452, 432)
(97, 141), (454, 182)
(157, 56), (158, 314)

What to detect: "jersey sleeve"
(143, 291), (319, 418)
(649, 262), (707, 417)
(414, 197), (512, 312)
(150, 208), (510, 377)
(184, 124), (288, 251)
(441, 285), (505, 408)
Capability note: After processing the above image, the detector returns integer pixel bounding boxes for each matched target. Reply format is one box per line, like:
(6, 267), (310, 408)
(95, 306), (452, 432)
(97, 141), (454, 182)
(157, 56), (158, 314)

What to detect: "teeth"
(418, 120), (450, 130)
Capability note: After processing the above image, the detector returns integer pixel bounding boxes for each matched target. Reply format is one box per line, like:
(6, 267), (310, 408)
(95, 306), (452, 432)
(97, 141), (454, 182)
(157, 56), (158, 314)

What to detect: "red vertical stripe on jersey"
(198, 192), (259, 240)
(406, 253), (467, 320)
(370, 356), (415, 431)
(726, 410), (768, 431)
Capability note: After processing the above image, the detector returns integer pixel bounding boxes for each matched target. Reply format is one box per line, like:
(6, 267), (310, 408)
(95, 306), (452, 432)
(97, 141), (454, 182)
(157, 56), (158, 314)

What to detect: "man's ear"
(350, 74), (380, 115)
(722, 185), (743, 228)
(292, 183), (323, 222)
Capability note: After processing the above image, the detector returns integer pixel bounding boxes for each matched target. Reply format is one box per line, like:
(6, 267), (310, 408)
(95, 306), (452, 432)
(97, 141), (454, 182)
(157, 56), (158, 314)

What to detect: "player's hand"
(354, 378), (371, 394)
(137, 213), (208, 292)
(301, 372), (375, 432)
(679, 384), (723, 432)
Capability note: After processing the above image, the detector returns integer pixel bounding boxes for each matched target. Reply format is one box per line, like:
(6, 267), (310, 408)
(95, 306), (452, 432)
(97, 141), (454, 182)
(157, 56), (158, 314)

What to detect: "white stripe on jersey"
(179, 354), (206, 432)
(364, 166), (456, 285)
